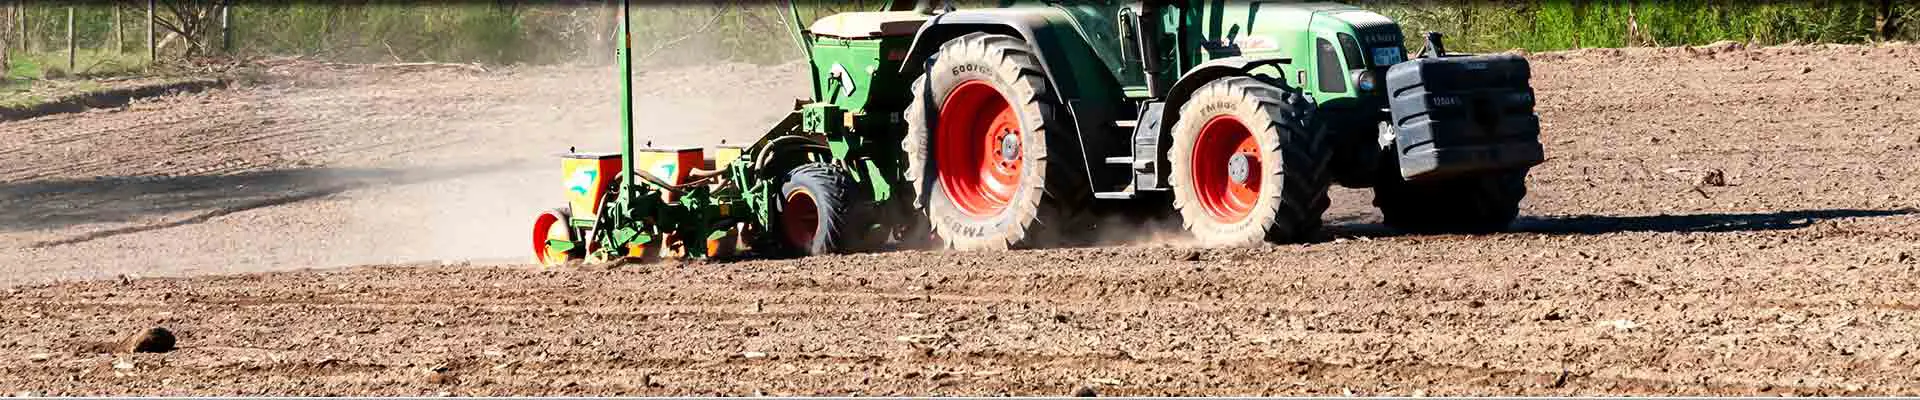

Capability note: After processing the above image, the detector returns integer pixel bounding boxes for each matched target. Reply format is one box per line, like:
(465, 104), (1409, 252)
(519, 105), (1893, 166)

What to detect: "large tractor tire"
(1373, 168), (1528, 234)
(775, 162), (873, 256)
(1168, 76), (1331, 247)
(904, 32), (1090, 250)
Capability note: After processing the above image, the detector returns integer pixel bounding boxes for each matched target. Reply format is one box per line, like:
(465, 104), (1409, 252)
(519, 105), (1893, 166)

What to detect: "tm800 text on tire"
(1167, 76), (1332, 246)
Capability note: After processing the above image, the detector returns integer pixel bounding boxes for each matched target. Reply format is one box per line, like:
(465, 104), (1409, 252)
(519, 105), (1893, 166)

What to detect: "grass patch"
(7, 50), (150, 80)
(0, 79), (106, 109)
(3, 51), (141, 109)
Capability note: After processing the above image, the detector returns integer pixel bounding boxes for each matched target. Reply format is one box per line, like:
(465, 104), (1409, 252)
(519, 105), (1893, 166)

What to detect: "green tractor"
(530, 0), (1543, 265)
(886, 0), (1543, 249)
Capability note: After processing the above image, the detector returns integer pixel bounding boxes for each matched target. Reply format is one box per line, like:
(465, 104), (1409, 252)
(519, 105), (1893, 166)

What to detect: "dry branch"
(634, 3), (730, 64)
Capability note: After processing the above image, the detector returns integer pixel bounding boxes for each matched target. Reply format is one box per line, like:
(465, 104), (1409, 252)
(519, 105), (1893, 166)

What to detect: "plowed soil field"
(3, 44), (1919, 396)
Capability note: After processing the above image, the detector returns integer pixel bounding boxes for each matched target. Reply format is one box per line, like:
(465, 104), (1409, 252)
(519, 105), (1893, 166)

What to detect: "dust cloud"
(321, 60), (811, 266)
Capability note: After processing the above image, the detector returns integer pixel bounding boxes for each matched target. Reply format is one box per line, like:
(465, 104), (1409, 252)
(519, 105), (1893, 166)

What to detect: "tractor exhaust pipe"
(1135, 6), (1166, 97)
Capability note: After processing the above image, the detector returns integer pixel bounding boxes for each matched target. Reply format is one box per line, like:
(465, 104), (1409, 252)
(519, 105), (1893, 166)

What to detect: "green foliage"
(6, 49), (148, 80)
(4, 1), (1915, 69)
(231, 2), (541, 64)
(0, 71), (106, 108)
(1363, 0), (1915, 53)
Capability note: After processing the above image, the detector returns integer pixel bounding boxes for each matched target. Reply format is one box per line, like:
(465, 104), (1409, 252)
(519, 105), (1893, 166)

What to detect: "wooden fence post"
(146, 0), (155, 62)
(1625, 0), (1642, 47)
(17, 1), (26, 53)
(221, 1), (231, 54)
(114, 1), (124, 53)
(1878, 0), (1903, 40)
(65, 6), (73, 73)
(2, 3), (9, 78)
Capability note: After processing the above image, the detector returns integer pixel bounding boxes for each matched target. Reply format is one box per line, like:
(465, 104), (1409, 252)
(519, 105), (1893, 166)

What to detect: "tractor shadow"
(0, 161), (525, 245)
(1511, 208), (1917, 235)
(1323, 208), (1917, 238)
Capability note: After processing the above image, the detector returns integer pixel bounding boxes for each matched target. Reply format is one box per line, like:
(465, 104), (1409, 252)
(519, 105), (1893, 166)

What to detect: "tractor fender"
(899, 9), (1127, 192)
(899, 9), (1118, 103)
(1156, 56), (1294, 138)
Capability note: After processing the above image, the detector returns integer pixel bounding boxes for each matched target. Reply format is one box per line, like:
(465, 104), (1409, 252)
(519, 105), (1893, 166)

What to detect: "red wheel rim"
(935, 80), (1023, 217)
(781, 189), (820, 249)
(1191, 115), (1264, 223)
(531, 210), (569, 266)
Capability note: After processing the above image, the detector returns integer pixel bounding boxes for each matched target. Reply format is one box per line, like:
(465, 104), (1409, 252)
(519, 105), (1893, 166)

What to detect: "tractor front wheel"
(904, 32), (1090, 250)
(1168, 76), (1331, 246)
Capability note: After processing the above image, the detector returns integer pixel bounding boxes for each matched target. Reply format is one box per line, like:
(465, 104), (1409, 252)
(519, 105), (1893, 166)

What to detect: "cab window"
(1315, 38), (1346, 93)
(1337, 33), (1367, 69)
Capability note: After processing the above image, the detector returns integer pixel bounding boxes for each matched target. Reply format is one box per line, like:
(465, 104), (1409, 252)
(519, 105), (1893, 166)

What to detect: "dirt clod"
(119, 327), (176, 353)
(1700, 169), (1727, 187)
(424, 367), (457, 385)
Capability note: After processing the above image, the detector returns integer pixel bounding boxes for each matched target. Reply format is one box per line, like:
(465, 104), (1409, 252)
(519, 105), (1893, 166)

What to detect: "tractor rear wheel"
(904, 32), (1089, 250)
(776, 162), (872, 256)
(1168, 76), (1331, 246)
(1373, 169), (1528, 234)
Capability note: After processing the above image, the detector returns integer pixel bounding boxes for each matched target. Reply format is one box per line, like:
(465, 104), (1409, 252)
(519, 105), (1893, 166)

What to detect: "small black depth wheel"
(775, 162), (871, 256)
(1372, 169), (1529, 234)
(1167, 76), (1332, 246)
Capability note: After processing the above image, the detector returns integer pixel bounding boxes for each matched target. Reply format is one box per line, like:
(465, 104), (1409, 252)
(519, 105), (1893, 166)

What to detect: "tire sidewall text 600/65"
(903, 32), (1090, 250)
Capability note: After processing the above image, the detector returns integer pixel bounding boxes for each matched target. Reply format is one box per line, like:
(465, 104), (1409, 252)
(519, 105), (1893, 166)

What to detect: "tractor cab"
(1034, 1), (1407, 105)
(1223, 3), (1408, 105)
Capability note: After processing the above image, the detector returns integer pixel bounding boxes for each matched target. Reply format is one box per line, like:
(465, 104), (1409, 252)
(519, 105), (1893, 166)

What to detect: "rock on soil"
(119, 327), (176, 353)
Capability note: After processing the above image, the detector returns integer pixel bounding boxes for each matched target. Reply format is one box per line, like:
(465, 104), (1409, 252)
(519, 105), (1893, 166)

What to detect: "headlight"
(1353, 70), (1378, 92)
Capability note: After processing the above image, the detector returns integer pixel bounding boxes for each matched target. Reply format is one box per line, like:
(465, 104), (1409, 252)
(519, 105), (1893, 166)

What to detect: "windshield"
(1055, 2), (1133, 85)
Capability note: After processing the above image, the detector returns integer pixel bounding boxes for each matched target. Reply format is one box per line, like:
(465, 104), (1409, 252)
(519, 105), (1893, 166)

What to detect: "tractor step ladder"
(1091, 102), (1167, 200)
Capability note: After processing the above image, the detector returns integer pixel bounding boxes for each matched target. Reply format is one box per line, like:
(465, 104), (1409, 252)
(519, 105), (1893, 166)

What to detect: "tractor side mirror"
(1420, 31), (1449, 58)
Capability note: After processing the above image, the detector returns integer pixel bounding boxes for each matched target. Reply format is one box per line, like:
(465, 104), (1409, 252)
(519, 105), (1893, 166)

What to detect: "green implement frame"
(533, 0), (923, 266)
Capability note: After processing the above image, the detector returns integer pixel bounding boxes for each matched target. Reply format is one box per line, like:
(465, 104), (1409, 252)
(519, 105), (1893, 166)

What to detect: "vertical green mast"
(616, 0), (635, 210)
